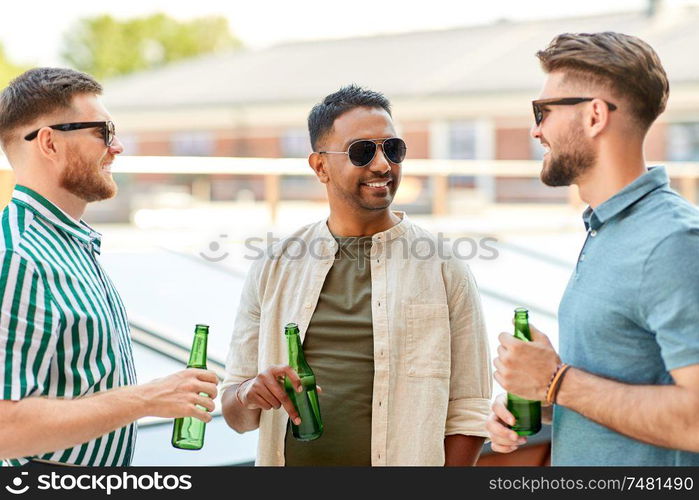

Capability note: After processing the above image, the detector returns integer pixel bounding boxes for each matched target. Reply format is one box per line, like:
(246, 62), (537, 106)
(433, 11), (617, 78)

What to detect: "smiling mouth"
(361, 179), (392, 189)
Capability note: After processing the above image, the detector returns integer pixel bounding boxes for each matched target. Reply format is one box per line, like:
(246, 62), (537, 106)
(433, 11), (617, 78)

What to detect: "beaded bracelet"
(544, 363), (562, 402)
(551, 364), (572, 404)
(546, 363), (571, 405)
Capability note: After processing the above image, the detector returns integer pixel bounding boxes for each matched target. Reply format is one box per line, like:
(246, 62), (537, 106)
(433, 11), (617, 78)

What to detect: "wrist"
(545, 363), (572, 405)
(125, 383), (152, 419)
(235, 378), (253, 407)
(551, 366), (576, 407)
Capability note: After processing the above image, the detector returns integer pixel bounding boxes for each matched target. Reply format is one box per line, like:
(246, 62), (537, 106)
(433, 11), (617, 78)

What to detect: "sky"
(1, 0), (697, 66)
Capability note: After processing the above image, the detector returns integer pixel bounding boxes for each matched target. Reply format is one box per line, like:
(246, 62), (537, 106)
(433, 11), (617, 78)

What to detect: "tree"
(0, 43), (29, 89)
(61, 13), (241, 79)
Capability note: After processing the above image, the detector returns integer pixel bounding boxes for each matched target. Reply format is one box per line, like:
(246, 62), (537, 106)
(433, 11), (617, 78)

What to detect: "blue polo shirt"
(553, 167), (699, 466)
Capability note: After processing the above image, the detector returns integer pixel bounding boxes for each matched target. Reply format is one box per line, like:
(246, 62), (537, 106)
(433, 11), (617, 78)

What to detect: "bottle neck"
(513, 319), (531, 342)
(287, 332), (302, 364)
(187, 332), (208, 368)
(286, 333), (308, 371)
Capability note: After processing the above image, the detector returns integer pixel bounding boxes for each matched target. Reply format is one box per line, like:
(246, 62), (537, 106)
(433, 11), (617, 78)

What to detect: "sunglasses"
(532, 98), (617, 126)
(318, 137), (407, 167)
(24, 121), (116, 147)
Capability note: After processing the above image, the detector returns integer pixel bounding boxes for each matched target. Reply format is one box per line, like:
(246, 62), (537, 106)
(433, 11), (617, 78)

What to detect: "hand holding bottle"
(494, 312), (561, 402)
(486, 393), (528, 453)
(236, 365), (304, 425)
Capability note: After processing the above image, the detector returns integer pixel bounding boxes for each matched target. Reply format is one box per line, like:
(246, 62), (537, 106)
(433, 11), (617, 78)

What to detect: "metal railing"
(3, 156), (698, 220)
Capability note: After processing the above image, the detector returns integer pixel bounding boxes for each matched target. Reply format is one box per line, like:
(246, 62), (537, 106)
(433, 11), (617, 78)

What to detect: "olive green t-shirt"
(284, 236), (375, 466)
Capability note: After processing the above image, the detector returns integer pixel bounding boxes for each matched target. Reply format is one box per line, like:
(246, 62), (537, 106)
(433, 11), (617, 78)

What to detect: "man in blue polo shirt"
(487, 32), (699, 465)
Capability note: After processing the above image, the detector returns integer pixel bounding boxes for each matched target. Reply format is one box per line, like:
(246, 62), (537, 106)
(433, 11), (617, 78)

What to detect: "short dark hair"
(0, 67), (103, 148)
(308, 84), (392, 151)
(536, 32), (669, 130)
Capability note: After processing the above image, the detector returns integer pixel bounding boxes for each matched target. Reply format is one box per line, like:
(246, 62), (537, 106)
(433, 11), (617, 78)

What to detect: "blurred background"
(1, 0), (698, 466)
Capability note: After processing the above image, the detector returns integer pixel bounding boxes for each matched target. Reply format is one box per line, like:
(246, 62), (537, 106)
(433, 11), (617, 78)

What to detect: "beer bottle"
(172, 324), (210, 450)
(284, 323), (323, 441)
(506, 308), (542, 436)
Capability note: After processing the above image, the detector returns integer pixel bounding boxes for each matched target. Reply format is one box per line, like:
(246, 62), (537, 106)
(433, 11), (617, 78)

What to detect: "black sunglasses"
(24, 121), (116, 147)
(532, 98), (617, 126)
(318, 137), (407, 167)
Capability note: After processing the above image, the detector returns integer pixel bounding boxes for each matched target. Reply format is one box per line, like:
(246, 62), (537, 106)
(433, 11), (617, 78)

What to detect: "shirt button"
(590, 230), (598, 237)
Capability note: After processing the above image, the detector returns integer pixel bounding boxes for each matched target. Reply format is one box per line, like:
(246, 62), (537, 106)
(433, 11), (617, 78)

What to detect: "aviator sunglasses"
(318, 137), (407, 167)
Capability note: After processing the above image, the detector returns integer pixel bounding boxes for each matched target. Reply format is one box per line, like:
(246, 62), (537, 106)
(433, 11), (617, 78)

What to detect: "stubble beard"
(540, 121), (596, 187)
(60, 145), (118, 203)
(351, 174), (398, 212)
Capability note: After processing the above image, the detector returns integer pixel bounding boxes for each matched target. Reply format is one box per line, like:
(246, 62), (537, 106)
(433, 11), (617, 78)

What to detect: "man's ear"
(309, 152), (330, 184)
(587, 98), (613, 138)
(36, 127), (61, 162)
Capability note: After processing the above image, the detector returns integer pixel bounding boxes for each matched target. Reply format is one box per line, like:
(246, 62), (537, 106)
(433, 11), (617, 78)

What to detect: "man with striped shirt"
(0, 68), (218, 466)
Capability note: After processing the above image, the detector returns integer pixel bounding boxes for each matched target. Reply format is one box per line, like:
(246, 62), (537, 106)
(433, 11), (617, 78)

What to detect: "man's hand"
(140, 368), (219, 423)
(486, 394), (528, 453)
(237, 365), (304, 425)
(494, 323), (561, 401)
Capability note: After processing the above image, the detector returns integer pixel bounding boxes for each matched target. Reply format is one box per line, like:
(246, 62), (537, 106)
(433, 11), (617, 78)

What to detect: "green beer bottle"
(172, 324), (210, 450)
(283, 323), (323, 441)
(506, 308), (542, 436)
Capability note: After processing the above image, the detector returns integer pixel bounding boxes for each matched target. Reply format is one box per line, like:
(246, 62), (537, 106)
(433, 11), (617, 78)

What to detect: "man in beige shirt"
(221, 85), (491, 466)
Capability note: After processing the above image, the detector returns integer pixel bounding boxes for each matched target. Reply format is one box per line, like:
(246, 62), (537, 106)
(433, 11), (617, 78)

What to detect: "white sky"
(1, 0), (697, 65)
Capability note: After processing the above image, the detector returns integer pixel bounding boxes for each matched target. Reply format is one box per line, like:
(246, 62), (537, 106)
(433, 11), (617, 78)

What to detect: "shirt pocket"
(405, 304), (451, 378)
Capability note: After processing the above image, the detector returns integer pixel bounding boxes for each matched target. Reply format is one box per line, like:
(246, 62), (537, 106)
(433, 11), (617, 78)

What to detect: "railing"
(3, 156), (698, 220)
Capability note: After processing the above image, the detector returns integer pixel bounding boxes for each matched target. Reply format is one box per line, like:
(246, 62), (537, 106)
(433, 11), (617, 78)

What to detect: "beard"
(540, 121), (596, 187)
(60, 145), (117, 202)
(356, 172), (399, 211)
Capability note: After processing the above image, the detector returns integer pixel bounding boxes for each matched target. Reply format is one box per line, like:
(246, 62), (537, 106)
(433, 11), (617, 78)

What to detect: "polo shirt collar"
(583, 166), (668, 231)
(12, 185), (103, 254)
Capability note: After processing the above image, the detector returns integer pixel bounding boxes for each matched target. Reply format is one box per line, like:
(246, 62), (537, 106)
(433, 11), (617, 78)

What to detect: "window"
(281, 128), (311, 158)
(171, 131), (215, 156)
(448, 121), (477, 159)
(668, 123), (699, 161)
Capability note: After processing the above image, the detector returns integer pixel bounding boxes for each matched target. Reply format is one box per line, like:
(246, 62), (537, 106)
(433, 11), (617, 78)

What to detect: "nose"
(367, 143), (391, 175)
(109, 135), (125, 155)
(530, 123), (541, 140)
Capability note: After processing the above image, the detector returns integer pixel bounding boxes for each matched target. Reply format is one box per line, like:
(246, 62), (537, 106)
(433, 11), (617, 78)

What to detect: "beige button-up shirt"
(221, 213), (492, 465)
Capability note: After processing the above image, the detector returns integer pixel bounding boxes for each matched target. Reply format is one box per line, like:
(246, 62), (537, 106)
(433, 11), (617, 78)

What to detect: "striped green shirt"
(0, 185), (137, 466)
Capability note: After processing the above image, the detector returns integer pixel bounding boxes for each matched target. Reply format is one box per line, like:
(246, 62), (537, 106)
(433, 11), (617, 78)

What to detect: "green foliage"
(61, 13), (240, 79)
(0, 43), (29, 89)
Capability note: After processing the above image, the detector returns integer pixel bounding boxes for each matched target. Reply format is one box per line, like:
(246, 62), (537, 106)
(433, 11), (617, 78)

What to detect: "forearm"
(221, 384), (261, 433)
(0, 385), (147, 459)
(557, 367), (699, 451)
(444, 434), (486, 466)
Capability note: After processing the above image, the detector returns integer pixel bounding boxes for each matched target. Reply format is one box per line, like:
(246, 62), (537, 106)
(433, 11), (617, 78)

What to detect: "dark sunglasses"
(24, 121), (116, 147)
(532, 98), (617, 126)
(318, 137), (407, 167)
